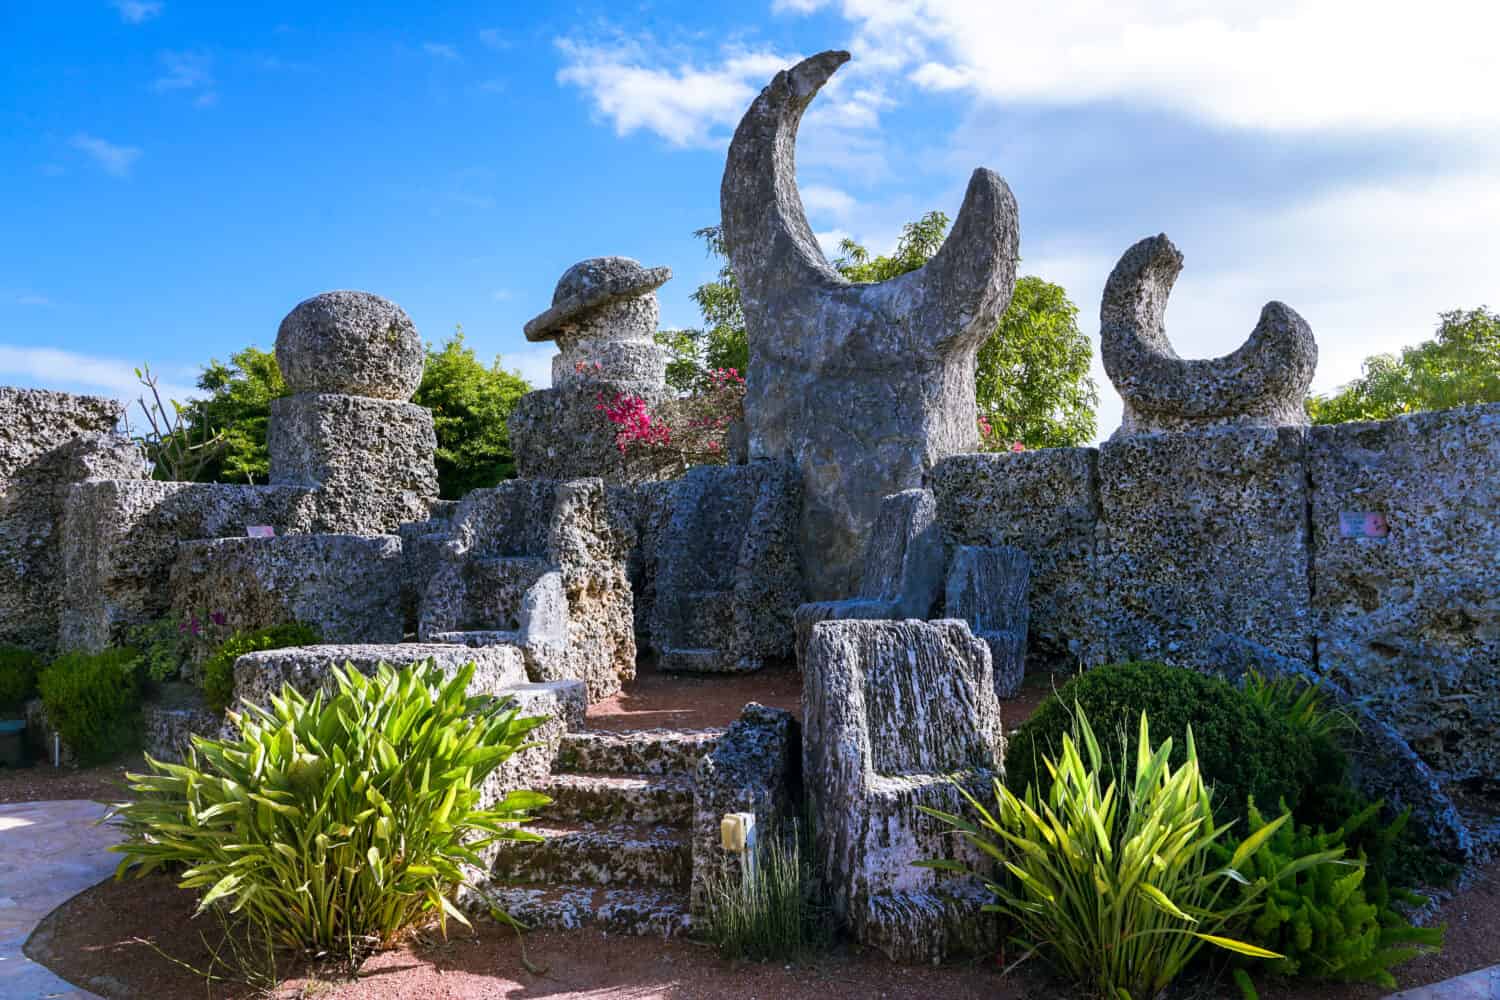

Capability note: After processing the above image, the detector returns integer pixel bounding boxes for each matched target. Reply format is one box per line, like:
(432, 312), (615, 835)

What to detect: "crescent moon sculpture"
(721, 50), (1019, 598)
(1101, 234), (1318, 438)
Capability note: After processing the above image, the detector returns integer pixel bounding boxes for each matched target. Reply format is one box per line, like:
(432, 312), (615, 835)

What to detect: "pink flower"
(1010, 441), (1025, 453)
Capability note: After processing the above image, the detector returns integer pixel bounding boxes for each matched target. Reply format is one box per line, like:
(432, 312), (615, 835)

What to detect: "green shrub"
(1228, 800), (1443, 997)
(1006, 662), (1315, 826)
(924, 708), (1315, 999)
(201, 623), (320, 713)
(37, 648), (143, 764)
(1241, 670), (1457, 891)
(110, 661), (548, 959)
(0, 645), (44, 713)
(701, 820), (828, 961)
(123, 616), (190, 685)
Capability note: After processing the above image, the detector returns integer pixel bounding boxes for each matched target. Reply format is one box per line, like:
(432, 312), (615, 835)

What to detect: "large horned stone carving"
(1101, 234), (1318, 438)
(722, 50), (1019, 598)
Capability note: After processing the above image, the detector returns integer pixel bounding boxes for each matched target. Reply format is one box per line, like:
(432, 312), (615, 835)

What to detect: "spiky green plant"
(1241, 671), (1354, 743)
(921, 708), (1338, 1000)
(109, 661), (548, 957)
(701, 819), (828, 961)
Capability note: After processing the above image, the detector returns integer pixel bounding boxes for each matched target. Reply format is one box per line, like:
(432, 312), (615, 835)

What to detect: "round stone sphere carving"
(276, 290), (424, 400)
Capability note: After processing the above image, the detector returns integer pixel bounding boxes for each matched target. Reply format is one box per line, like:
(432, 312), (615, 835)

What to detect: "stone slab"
(1092, 426), (1313, 670)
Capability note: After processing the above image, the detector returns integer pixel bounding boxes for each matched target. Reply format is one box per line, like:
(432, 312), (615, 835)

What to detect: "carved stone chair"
(945, 544), (1032, 698)
(803, 618), (1003, 963)
(792, 489), (944, 669)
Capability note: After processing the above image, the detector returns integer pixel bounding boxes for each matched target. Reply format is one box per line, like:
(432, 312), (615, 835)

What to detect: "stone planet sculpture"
(1101, 234), (1318, 438)
(275, 290), (425, 401)
(721, 50), (1019, 599)
(524, 256), (672, 391)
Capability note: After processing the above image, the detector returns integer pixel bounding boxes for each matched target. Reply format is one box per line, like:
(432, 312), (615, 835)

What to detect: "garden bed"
(24, 861), (1500, 999)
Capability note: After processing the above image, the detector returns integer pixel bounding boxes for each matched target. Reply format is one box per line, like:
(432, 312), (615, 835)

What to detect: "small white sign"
(246, 525), (276, 539)
(1338, 512), (1388, 539)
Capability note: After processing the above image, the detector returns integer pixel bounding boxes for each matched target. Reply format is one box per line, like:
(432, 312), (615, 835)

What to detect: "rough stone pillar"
(508, 257), (682, 484)
(268, 290), (438, 533)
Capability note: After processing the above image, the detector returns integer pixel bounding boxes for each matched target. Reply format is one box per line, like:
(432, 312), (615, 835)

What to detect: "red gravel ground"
(26, 858), (1500, 1000)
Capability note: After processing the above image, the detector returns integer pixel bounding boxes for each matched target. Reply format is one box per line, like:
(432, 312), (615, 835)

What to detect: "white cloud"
(499, 346), (556, 389)
(15, 294), (52, 306)
(423, 42), (460, 61)
(491, 289), (513, 302)
(836, 0), (1500, 135)
(69, 133), (141, 176)
(555, 38), (798, 148)
(0, 345), (197, 404)
(801, 184), (857, 220)
(154, 49), (210, 91)
(112, 0), (162, 25)
(773, 0), (831, 11)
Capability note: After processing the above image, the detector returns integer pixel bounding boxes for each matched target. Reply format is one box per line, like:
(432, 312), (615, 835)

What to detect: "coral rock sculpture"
(722, 50), (1019, 598)
(1101, 234), (1318, 438)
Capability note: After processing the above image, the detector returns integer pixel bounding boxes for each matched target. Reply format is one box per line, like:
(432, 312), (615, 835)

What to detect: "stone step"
(490, 822), (691, 891)
(538, 772), (693, 825)
(555, 728), (720, 776)
(659, 646), (761, 674)
(478, 882), (691, 937)
(428, 629), (520, 648)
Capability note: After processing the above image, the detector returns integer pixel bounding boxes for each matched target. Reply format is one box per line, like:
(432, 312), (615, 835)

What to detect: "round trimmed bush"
(1004, 661), (1315, 825)
(37, 648), (143, 764)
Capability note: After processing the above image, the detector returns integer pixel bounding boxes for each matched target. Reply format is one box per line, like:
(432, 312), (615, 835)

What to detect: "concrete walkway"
(0, 799), (118, 1000)
(1389, 964), (1500, 999)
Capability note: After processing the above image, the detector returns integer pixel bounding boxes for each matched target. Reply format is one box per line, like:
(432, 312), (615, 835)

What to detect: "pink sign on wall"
(1338, 512), (1389, 539)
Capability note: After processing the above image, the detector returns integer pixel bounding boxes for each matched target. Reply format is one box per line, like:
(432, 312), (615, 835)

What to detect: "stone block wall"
(929, 404), (1500, 850)
(931, 447), (1098, 671)
(0, 388), (147, 653)
(59, 480), (319, 651)
(510, 383), (682, 484)
(1308, 406), (1500, 792)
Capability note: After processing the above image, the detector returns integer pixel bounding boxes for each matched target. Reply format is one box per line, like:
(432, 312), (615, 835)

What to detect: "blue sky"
(3, 1), (1496, 439)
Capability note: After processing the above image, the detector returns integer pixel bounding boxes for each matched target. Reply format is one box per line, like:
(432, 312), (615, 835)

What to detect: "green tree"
(166, 346), (287, 484)
(414, 328), (532, 498)
(1308, 307), (1500, 424)
(666, 213), (1098, 448)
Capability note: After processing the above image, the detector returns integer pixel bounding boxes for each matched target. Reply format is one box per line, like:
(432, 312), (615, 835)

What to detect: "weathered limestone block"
(397, 501), (459, 634)
(276, 290), (425, 401)
(0, 388), (125, 474)
(652, 461), (802, 672)
(1308, 404), (1500, 797)
(483, 679), (587, 801)
(59, 480), (319, 651)
(803, 619), (1003, 962)
(690, 703), (799, 917)
(268, 393), (438, 534)
(1101, 234), (1317, 438)
(419, 478), (635, 701)
(793, 489), (944, 669)
(231, 642), (527, 707)
(931, 448), (1099, 671)
(609, 480), (674, 639)
(509, 382), (679, 484)
(947, 545), (1031, 698)
(1093, 426), (1313, 671)
(722, 51), (1019, 599)
(169, 535), (404, 668)
(1, 429), (146, 653)
(142, 683), (229, 764)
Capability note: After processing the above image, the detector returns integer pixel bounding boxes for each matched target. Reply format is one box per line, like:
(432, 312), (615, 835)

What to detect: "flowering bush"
(596, 367), (746, 470)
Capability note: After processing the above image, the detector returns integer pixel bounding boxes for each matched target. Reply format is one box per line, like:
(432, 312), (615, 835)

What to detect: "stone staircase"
(483, 727), (719, 936)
